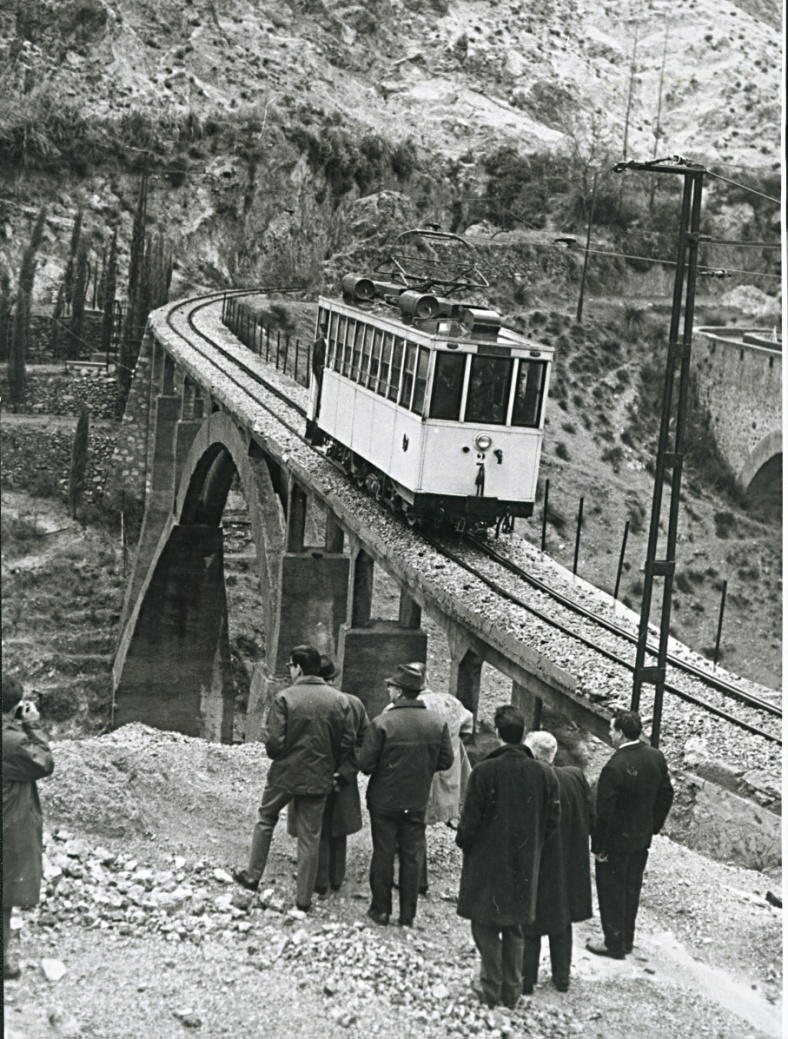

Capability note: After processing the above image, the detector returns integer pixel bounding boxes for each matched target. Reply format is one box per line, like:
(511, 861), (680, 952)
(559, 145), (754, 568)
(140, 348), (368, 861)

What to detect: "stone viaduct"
(107, 296), (610, 745)
(693, 327), (782, 499)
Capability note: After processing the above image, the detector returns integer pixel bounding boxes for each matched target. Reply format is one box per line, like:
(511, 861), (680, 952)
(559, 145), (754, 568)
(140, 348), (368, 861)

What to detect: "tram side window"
(359, 325), (373, 385)
(368, 329), (383, 390)
(342, 319), (356, 378)
(326, 312), (339, 368)
(411, 347), (429, 415)
(429, 352), (466, 420)
(400, 343), (418, 409)
(388, 338), (405, 401)
(377, 333), (393, 396)
(350, 322), (364, 381)
(511, 360), (547, 427)
(335, 316), (347, 373)
(465, 356), (512, 425)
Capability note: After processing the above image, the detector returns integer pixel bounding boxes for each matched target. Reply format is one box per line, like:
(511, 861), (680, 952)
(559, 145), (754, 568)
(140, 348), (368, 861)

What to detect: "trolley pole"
(575, 170), (599, 323)
(623, 157), (707, 748)
(541, 478), (550, 553)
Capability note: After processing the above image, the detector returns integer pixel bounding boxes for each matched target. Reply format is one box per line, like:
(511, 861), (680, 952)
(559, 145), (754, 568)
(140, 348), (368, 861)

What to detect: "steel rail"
(424, 534), (781, 745)
(163, 292), (781, 746)
(467, 535), (782, 719)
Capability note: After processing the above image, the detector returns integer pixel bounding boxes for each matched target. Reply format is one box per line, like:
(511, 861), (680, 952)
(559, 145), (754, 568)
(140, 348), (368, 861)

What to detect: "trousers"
(368, 807), (425, 923)
(247, 782), (327, 908)
(470, 920), (524, 1009)
(522, 924), (573, 991)
(595, 847), (650, 955)
(316, 835), (347, 890)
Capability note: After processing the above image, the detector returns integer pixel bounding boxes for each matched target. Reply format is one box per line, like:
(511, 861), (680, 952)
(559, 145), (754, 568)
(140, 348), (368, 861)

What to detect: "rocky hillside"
(0, 0), (782, 295)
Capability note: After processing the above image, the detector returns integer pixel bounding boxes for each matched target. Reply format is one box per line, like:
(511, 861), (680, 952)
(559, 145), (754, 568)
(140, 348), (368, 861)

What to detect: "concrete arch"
(113, 411), (287, 741)
(738, 429), (782, 493)
(174, 410), (287, 647)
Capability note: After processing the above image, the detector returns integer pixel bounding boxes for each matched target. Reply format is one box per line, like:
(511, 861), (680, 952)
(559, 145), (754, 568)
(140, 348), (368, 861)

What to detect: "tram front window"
(429, 352), (466, 420)
(465, 356), (512, 425)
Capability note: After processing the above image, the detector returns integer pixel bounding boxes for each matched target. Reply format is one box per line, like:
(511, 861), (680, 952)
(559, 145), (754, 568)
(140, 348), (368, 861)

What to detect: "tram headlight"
(474, 433), (492, 452)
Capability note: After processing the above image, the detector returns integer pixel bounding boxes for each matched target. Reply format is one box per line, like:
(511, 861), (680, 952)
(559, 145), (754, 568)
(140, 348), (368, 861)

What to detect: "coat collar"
(390, 698), (426, 710)
(292, 676), (327, 686)
(485, 742), (534, 761)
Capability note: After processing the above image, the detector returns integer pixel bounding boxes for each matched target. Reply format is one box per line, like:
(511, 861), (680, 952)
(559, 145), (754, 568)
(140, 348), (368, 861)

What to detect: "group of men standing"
(233, 645), (674, 1009)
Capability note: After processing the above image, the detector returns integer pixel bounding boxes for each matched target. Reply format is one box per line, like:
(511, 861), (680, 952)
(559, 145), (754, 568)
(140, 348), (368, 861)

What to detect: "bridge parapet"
(693, 327), (782, 492)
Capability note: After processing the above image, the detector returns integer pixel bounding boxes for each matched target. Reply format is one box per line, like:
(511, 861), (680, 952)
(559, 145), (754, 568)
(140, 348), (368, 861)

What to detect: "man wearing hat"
(357, 663), (454, 927)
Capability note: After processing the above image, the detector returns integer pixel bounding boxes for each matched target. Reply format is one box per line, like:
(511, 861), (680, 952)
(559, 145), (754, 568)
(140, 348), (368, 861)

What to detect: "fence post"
(573, 496), (584, 575)
(541, 478), (550, 553)
(295, 338), (300, 382)
(284, 334), (290, 375)
(713, 579), (728, 667)
(614, 520), (630, 602)
(266, 325), (270, 361)
(276, 330), (281, 369)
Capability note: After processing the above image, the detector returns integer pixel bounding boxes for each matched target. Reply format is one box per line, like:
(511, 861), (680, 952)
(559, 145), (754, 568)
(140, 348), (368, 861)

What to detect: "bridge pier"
(337, 542), (427, 720)
(511, 680), (543, 731)
(112, 524), (235, 741)
(447, 626), (483, 728)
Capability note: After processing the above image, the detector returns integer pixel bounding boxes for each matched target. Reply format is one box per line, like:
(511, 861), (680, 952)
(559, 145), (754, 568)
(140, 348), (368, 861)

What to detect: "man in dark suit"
(587, 709), (674, 959)
(521, 730), (593, 994)
(456, 705), (560, 1010)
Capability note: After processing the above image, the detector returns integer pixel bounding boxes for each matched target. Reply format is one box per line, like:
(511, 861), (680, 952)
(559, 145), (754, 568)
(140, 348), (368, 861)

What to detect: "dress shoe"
(418, 886), (428, 896)
(314, 886), (328, 897)
(625, 945), (634, 954)
(3, 960), (21, 980)
(470, 979), (496, 1009)
(367, 907), (390, 926)
(331, 884), (342, 892)
(399, 917), (414, 928)
(553, 978), (570, 992)
(232, 868), (260, 892)
(586, 941), (625, 960)
(296, 903), (311, 913)
(522, 983), (534, 996)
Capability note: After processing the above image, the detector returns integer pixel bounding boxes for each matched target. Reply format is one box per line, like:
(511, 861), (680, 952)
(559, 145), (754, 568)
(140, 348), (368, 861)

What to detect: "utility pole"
(649, 26), (670, 216)
(617, 156), (707, 748)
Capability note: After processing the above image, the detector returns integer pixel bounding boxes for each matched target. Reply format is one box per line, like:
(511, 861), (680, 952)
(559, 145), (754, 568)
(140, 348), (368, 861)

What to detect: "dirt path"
(2, 726), (782, 1039)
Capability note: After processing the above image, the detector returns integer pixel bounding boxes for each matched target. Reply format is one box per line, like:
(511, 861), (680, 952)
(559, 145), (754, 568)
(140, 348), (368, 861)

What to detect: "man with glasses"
(233, 645), (354, 912)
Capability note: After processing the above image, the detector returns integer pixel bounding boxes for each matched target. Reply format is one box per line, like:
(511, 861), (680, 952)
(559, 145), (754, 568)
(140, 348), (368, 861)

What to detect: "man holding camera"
(3, 675), (55, 980)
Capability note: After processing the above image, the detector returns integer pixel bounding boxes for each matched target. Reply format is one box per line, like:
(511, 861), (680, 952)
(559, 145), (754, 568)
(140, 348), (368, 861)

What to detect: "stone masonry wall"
(692, 331), (782, 481)
(1, 421), (117, 505)
(0, 366), (116, 419)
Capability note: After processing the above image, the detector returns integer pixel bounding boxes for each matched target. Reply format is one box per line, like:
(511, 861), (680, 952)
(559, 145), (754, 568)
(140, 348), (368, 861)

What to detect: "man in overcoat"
(456, 705), (560, 1010)
(522, 730), (593, 994)
(587, 709), (674, 959)
(287, 657), (369, 894)
(234, 645), (355, 911)
(357, 663), (453, 928)
(3, 675), (55, 980)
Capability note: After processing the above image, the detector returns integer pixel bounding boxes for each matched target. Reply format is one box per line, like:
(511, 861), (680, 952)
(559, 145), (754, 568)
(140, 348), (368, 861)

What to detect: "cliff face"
(0, 0), (781, 296)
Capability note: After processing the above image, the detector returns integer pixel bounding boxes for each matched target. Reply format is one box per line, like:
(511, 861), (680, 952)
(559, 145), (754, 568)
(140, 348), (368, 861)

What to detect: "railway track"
(164, 292), (781, 748)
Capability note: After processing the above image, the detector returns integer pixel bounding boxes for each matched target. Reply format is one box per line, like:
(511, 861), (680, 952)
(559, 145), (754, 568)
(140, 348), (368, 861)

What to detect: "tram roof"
(317, 294), (554, 357)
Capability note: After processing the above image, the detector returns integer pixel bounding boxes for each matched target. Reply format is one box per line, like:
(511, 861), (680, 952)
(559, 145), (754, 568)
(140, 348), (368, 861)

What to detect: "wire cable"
(705, 170), (781, 204)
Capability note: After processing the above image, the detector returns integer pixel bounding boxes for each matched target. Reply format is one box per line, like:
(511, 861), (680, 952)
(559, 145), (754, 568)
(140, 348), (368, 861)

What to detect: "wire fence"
(222, 295), (313, 389)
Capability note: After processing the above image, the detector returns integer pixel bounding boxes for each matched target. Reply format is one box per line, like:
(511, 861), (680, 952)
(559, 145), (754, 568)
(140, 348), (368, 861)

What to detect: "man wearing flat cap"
(357, 663), (454, 927)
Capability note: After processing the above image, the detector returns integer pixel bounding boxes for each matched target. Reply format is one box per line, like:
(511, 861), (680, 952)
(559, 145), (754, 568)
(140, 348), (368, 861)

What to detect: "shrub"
(555, 441), (570, 461)
(601, 446), (624, 466)
(714, 510), (736, 539)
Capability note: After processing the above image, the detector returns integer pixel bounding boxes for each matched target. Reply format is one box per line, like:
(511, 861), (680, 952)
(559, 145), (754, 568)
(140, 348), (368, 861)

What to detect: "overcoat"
(3, 717), (55, 908)
(288, 692), (369, 838)
(419, 690), (473, 824)
(592, 741), (674, 857)
(358, 699), (453, 813)
(456, 743), (560, 927)
(523, 765), (593, 936)
(264, 676), (354, 796)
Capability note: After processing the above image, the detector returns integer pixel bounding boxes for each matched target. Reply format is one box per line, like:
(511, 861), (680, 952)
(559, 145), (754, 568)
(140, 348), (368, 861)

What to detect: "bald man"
(521, 731), (593, 994)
